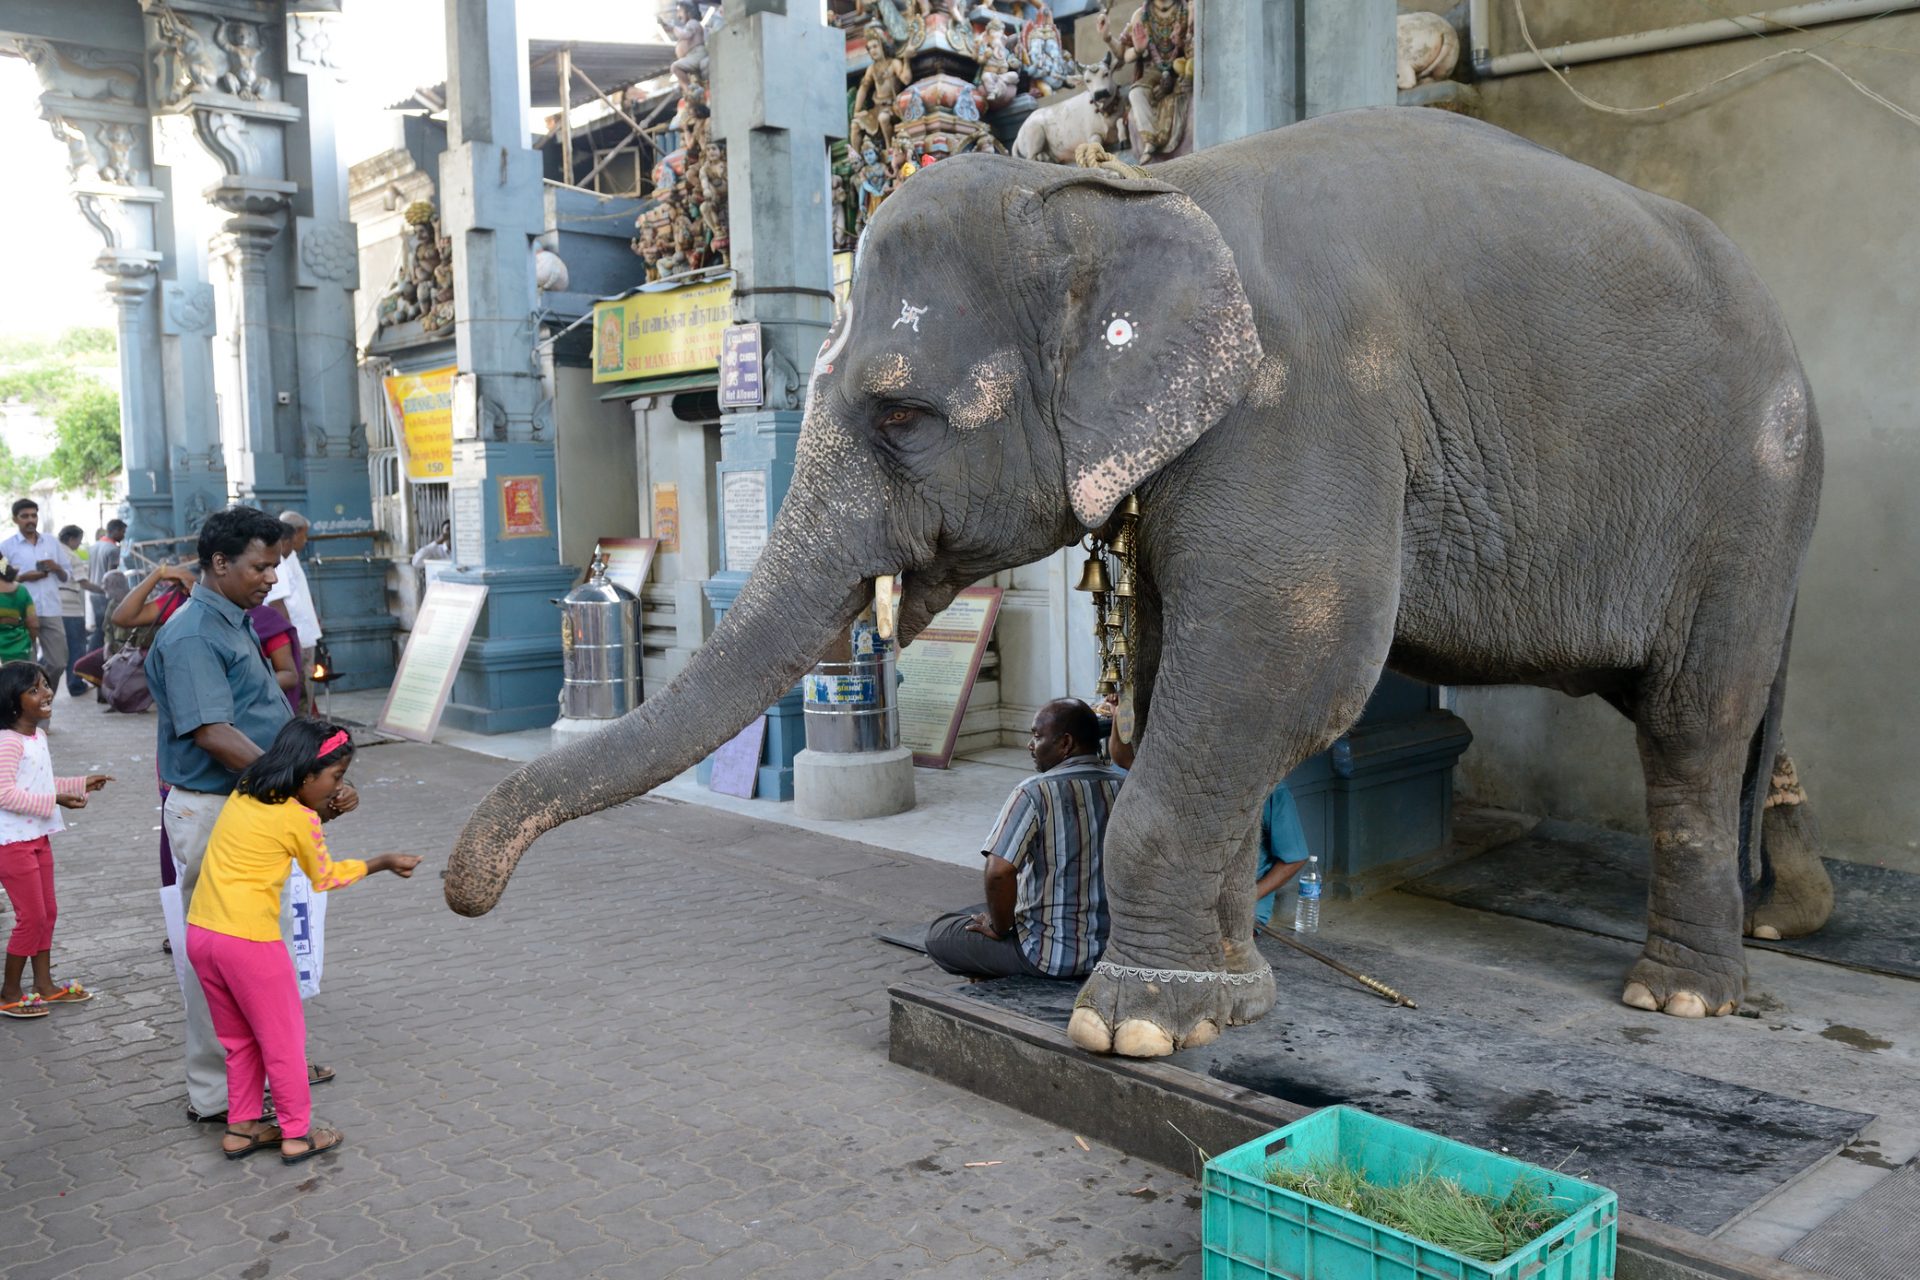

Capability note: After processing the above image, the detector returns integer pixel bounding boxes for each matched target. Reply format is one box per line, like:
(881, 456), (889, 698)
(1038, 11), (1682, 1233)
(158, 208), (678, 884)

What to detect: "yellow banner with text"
(382, 365), (456, 481)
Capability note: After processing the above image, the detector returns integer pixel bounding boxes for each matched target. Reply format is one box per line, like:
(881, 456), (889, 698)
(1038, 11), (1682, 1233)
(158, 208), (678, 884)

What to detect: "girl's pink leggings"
(186, 925), (311, 1139)
(0, 836), (56, 957)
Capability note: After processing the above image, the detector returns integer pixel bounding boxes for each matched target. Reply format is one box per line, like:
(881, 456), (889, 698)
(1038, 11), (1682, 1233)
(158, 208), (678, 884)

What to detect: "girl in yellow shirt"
(187, 718), (420, 1164)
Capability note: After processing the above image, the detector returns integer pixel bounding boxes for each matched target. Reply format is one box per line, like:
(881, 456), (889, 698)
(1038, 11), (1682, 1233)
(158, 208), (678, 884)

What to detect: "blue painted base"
(700, 569), (808, 801)
(1285, 675), (1472, 899)
(437, 562), (578, 736)
(306, 555), (397, 693)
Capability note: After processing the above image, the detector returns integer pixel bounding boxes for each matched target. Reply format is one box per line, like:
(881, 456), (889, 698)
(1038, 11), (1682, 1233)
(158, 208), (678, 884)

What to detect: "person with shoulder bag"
(101, 560), (196, 715)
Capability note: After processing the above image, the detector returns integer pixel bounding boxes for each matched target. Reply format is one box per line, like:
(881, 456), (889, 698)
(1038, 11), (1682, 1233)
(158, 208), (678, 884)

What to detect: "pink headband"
(317, 730), (351, 758)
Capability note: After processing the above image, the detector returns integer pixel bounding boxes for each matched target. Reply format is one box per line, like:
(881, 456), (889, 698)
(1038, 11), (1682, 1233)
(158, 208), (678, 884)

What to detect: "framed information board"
(597, 537), (659, 597)
(895, 586), (1003, 769)
(378, 581), (489, 743)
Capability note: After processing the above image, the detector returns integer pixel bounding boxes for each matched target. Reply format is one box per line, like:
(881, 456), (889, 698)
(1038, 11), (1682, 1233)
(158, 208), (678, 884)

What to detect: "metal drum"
(802, 636), (899, 754)
(556, 560), (640, 720)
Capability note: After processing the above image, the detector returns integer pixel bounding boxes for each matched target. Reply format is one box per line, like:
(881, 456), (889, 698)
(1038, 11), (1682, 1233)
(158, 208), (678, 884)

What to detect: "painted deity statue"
(665, 0), (710, 93)
(851, 28), (912, 154)
(1098, 0), (1192, 160)
(977, 23), (1019, 110)
(1020, 5), (1073, 95)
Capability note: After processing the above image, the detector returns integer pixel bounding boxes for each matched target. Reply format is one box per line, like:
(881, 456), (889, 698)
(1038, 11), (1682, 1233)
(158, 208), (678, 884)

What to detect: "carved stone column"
(281, 6), (394, 691)
(5, 36), (174, 541)
(143, 0), (304, 513)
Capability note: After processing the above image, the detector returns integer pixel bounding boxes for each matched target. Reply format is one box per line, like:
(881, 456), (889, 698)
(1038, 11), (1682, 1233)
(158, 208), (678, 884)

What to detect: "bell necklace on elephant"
(1075, 494), (1141, 747)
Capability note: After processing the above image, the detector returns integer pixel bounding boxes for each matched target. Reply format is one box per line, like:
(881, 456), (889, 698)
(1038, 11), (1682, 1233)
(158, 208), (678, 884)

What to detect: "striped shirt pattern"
(985, 753), (1126, 977)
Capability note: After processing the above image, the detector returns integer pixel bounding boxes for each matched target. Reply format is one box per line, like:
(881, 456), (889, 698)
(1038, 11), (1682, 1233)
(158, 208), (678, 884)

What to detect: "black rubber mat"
(1404, 819), (1920, 981)
(955, 957), (1874, 1235)
(1782, 1157), (1920, 1280)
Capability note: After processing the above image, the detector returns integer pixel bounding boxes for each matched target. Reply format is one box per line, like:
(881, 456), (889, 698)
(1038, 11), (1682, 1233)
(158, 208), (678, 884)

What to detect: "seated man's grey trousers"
(924, 905), (1054, 980)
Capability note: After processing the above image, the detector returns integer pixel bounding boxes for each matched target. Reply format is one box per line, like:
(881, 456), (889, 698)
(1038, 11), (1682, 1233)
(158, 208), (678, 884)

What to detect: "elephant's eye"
(879, 405), (917, 429)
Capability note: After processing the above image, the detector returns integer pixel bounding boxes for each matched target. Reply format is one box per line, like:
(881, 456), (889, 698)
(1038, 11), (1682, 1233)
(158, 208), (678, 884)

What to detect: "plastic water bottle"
(1293, 856), (1322, 933)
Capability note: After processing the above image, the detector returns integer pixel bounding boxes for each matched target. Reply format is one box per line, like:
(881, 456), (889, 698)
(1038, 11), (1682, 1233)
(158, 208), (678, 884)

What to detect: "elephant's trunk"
(443, 521), (870, 917)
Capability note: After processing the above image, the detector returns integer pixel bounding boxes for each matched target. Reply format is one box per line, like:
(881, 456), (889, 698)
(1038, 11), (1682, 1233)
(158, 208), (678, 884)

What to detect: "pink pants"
(0, 836), (56, 957)
(186, 926), (311, 1138)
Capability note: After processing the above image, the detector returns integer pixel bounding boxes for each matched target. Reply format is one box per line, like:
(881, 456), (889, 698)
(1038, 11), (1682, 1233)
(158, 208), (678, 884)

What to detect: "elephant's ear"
(1014, 171), (1264, 529)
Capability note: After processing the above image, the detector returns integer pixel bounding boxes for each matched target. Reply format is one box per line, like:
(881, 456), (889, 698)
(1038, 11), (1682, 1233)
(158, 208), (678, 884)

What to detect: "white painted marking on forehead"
(893, 300), (928, 333)
(1104, 312), (1135, 350)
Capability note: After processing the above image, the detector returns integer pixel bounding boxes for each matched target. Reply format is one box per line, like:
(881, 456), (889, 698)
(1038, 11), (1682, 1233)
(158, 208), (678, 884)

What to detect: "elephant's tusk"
(875, 574), (900, 640)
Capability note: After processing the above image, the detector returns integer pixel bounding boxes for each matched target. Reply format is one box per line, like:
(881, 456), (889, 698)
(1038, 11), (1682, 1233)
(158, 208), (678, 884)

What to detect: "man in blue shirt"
(148, 506), (357, 1123)
(925, 699), (1124, 979)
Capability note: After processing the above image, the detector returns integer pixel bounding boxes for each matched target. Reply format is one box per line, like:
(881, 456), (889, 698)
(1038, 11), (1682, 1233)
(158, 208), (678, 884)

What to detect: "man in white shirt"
(265, 509), (321, 668)
(1, 500), (77, 691)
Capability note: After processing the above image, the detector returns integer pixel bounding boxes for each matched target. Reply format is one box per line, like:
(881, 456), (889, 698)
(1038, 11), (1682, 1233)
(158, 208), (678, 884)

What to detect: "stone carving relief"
(162, 281), (217, 336)
(287, 14), (342, 74)
(149, 9), (232, 107)
(216, 22), (272, 100)
(194, 108), (268, 176)
(298, 219), (358, 285)
(11, 39), (141, 103)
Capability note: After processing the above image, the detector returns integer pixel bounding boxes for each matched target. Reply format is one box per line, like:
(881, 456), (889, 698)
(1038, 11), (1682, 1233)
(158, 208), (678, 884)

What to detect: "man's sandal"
(308, 1063), (335, 1086)
(0, 995), (49, 1019)
(42, 982), (92, 1004)
(280, 1125), (343, 1165)
(222, 1125), (282, 1160)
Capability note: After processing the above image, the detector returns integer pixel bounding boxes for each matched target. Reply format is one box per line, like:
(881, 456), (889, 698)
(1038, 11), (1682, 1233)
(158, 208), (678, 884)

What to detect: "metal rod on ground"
(1255, 921), (1418, 1009)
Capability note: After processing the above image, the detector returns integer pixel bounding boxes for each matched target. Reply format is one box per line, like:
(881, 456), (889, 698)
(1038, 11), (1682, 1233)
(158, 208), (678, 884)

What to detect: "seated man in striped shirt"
(924, 699), (1125, 980)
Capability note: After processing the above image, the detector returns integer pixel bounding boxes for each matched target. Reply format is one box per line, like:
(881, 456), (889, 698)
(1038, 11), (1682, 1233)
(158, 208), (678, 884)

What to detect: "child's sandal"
(280, 1125), (344, 1165)
(222, 1125), (281, 1160)
(42, 982), (92, 1004)
(0, 995), (49, 1019)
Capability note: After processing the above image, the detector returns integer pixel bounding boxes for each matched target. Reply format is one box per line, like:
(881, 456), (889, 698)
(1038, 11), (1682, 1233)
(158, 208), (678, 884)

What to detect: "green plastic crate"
(1202, 1106), (1617, 1280)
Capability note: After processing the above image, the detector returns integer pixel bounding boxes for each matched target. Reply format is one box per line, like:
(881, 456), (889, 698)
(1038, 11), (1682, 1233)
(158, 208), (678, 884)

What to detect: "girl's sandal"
(0, 995), (50, 1019)
(280, 1125), (344, 1165)
(223, 1125), (282, 1160)
(42, 982), (92, 1004)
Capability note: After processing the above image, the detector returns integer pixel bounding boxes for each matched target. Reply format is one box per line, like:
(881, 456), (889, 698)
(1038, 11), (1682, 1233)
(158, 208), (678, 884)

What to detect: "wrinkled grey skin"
(446, 109), (1827, 1055)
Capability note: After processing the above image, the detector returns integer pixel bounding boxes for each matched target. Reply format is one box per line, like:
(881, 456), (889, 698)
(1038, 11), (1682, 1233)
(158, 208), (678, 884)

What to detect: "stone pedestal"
(794, 747), (916, 820)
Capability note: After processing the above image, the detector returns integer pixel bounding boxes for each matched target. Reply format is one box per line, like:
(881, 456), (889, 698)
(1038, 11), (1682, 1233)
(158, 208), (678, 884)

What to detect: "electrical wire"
(1511, 0), (1920, 127)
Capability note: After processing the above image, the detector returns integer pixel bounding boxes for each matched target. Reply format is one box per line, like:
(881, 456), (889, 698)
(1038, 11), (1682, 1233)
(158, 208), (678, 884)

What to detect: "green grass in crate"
(1263, 1158), (1572, 1263)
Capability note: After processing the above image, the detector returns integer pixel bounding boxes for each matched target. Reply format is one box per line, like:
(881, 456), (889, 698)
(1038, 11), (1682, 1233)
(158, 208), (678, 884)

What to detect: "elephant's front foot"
(1620, 931), (1745, 1018)
(1067, 952), (1273, 1058)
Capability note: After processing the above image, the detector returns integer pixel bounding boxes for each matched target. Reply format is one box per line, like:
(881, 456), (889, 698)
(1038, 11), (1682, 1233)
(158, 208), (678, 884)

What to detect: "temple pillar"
(281, 6), (394, 690)
(703, 0), (848, 799)
(150, 112), (229, 538)
(1192, 0), (1468, 896)
(434, 0), (573, 732)
(7, 34), (173, 543)
(1194, 0), (1396, 148)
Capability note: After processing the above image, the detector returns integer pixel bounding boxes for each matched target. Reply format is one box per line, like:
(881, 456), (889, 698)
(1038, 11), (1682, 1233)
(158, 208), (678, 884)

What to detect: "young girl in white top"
(0, 662), (111, 1018)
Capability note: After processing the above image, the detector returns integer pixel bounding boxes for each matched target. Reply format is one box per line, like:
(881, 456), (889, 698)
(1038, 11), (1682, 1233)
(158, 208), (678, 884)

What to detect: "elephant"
(445, 107), (1830, 1058)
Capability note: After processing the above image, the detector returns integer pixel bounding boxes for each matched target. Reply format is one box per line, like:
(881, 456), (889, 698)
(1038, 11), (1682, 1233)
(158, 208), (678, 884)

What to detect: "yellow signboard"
(382, 365), (456, 481)
(592, 280), (734, 383)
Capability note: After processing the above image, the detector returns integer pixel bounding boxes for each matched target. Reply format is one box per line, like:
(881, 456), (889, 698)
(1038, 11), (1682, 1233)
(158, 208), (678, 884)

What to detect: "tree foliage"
(0, 326), (121, 496)
(48, 383), (122, 495)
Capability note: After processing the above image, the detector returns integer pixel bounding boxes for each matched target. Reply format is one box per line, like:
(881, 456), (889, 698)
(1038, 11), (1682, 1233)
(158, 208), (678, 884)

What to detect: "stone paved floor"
(0, 702), (1203, 1279)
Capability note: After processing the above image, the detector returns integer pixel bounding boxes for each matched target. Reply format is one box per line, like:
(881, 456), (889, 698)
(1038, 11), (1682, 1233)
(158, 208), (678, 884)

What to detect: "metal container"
(556, 559), (640, 720)
(802, 631), (899, 754)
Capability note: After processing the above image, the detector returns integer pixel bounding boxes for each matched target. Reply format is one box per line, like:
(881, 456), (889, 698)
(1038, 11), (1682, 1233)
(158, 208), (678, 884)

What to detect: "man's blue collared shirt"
(146, 583), (293, 794)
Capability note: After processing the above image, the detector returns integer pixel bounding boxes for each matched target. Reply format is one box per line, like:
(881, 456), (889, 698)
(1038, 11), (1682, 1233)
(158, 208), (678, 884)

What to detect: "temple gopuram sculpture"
(375, 201), (456, 333)
(632, 0), (729, 282)
(1098, 0), (1192, 162)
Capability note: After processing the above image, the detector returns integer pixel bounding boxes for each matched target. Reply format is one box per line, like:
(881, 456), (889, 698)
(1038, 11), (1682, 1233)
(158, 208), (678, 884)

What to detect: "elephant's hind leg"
(1624, 654), (1775, 1018)
(1748, 749), (1834, 940)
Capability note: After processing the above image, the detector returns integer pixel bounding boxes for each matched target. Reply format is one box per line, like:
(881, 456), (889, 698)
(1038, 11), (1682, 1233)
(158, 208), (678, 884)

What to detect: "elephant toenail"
(1665, 992), (1708, 1018)
(1621, 982), (1659, 1012)
(1067, 1007), (1114, 1054)
(1112, 1019), (1176, 1058)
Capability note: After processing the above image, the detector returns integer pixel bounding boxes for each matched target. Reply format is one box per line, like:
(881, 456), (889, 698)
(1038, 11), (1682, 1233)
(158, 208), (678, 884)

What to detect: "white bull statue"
(1012, 56), (1129, 164)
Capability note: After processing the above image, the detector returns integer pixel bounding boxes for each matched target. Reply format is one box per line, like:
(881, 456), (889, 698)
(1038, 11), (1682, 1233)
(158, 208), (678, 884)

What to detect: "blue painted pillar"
(1193, 1), (1469, 895)
(702, 0), (849, 799)
(435, 0), (574, 732)
(284, 11), (396, 691)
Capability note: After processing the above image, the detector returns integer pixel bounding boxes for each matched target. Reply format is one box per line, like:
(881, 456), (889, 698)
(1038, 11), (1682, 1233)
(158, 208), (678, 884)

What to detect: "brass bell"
(1120, 494), (1141, 518)
(1096, 678), (1117, 698)
(1108, 634), (1128, 659)
(1100, 660), (1122, 687)
(1074, 554), (1112, 594)
(1105, 605), (1122, 629)
(1109, 525), (1133, 558)
(1113, 564), (1136, 598)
